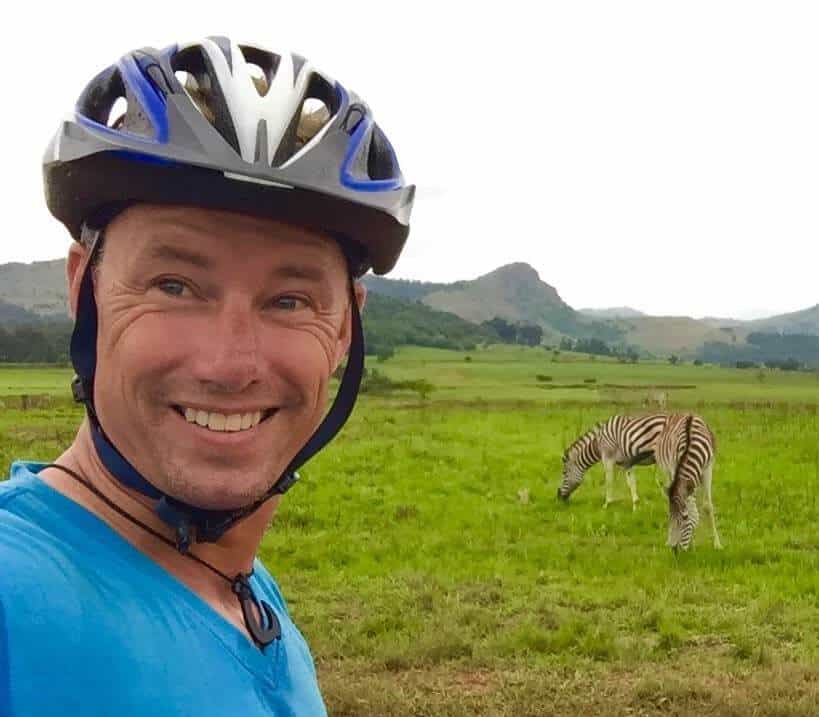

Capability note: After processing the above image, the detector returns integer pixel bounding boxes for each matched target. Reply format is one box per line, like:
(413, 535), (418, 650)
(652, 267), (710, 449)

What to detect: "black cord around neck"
(43, 462), (281, 648)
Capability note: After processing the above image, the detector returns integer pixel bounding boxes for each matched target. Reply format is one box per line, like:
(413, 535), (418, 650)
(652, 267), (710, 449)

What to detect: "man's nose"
(194, 301), (263, 393)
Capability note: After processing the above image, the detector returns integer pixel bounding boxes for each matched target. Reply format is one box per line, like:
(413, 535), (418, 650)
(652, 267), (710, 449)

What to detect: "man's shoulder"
(0, 460), (40, 505)
(0, 462), (82, 602)
(0, 462), (47, 557)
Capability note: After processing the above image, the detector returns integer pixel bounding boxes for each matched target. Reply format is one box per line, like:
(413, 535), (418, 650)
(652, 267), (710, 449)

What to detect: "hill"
(611, 316), (750, 359)
(416, 263), (622, 343)
(362, 293), (497, 354)
(361, 275), (448, 302)
(745, 304), (819, 335)
(0, 299), (43, 326)
(0, 259), (68, 316)
(421, 263), (566, 323)
(579, 307), (646, 319)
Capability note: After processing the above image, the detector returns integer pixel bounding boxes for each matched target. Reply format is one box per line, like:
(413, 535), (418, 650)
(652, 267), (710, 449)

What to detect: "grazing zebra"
(657, 413), (722, 551)
(558, 412), (722, 550)
(558, 412), (670, 511)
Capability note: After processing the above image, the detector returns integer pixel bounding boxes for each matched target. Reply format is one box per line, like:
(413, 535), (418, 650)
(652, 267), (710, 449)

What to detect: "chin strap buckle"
(71, 375), (88, 404)
(155, 497), (196, 554)
(272, 470), (300, 495)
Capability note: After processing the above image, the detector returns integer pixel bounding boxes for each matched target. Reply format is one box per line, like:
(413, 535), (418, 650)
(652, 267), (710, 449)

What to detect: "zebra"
(658, 413), (722, 551)
(557, 412), (670, 511)
(558, 412), (722, 550)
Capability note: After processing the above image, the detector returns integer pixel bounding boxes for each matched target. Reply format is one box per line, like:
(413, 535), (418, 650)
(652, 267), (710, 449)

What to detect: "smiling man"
(0, 37), (413, 716)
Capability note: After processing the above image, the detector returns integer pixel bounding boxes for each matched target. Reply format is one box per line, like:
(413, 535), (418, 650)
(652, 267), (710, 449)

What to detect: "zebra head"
(667, 495), (699, 551)
(557, 449), (585, 500)
(558, 428), (600, 500)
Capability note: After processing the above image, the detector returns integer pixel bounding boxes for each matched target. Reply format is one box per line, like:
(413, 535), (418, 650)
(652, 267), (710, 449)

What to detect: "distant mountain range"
(363, 263), (818, 358)
(579, 307), (647, 319)
(0, 259), (67, 317)
(746, 304), (819, 334)
(367, 263), (625, 346)
(1, 257), (817, 360)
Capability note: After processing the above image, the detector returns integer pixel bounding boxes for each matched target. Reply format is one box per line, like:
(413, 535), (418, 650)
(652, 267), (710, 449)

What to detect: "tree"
(482, 317), (517, 343)
(735, 360), (758, 369)
(516, 323), (543, 347)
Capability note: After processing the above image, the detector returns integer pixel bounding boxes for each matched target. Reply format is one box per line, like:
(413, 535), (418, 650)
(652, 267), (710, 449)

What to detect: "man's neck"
(39, 419), (279, 594)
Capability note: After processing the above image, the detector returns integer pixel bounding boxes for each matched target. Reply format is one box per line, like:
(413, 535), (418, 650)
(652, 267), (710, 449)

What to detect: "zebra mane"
(563, 423), (602, 461)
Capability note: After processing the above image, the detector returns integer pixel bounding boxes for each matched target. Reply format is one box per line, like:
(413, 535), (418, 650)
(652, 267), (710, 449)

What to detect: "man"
(0, 37), (413, 715)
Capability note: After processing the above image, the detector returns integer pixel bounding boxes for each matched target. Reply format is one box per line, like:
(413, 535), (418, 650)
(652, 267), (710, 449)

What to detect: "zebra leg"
(654, 467), (667, 496)
(687, 495), (700, 539)
(603, 459), (615, 508)
(626, 469), (639, 511)
(702, 462), (723, 549)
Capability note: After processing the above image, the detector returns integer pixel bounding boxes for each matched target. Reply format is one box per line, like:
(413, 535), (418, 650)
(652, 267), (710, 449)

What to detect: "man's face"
(69, 204), (360, 510)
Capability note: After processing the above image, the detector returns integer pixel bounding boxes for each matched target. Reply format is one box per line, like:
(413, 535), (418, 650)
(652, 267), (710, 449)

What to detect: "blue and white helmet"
(43, 36), (414, 275)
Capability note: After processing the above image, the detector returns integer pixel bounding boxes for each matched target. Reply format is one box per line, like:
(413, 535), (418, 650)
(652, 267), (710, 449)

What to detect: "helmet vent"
(247, 63), (269, 96)
(76, 65), (153, 138)
(108, 97), (128, 129)
(367, 124), (399, 181)
(296, 98), (330, 149)
(238, 45), (279, 96)
(171, 44), (241, 154)
(174, 70), (215, 123)
(343, 105), (365, 135)
(271, 75), (336, 167)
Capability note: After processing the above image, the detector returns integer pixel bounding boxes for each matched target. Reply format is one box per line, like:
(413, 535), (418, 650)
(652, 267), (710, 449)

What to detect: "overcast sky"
(5, 1), (817, 319)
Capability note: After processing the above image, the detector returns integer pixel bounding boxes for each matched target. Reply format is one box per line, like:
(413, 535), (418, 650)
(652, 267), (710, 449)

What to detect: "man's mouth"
(171, 405), (277, 433)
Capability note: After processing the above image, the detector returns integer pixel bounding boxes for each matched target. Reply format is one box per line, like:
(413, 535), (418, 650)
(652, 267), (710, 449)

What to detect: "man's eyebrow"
(142, 243), (214, 270)
(268, 262), (335, 283)
(139, 241), (339, 283)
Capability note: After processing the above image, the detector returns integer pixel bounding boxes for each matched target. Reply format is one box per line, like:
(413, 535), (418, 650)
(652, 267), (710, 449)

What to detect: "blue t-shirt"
(0, 462), (327, 716)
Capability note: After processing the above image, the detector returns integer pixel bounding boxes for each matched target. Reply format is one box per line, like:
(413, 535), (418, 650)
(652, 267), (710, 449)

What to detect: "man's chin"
(154, 462), (281, 512)
(165, 484), (275, 512)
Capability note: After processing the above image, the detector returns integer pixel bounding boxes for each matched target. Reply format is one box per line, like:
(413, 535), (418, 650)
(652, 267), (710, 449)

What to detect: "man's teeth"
(183, 407), (263, 432)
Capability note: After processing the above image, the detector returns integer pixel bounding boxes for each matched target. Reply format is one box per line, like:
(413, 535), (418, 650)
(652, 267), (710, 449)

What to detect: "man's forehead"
(106, 204), (349, 277)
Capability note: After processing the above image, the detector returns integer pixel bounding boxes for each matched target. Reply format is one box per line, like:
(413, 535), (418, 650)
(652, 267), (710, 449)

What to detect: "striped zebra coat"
(558, 412), (722, 550)
(657, 413), (721, 551)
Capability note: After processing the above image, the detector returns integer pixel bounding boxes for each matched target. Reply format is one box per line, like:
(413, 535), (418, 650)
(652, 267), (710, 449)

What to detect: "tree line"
(557, 336), (641, 362)
(2, 311), (815, 369)
(479, 317), (543, 347)
(0, 321), (73, 363)
(700, 332), (819, 369)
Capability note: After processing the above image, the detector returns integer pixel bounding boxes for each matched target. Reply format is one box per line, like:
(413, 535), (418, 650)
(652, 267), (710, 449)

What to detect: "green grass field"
(2, 349), (818, 715)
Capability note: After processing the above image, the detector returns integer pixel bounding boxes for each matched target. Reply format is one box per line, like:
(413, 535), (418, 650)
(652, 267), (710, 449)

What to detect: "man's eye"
(273, 296), (307, 310)
(157, 279), (188, 297)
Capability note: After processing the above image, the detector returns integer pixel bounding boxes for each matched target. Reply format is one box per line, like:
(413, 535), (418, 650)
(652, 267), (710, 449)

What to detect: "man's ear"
(331, 281), (367, 373)
(66, 242), (89, 320)
(353, 280), (367, 314)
